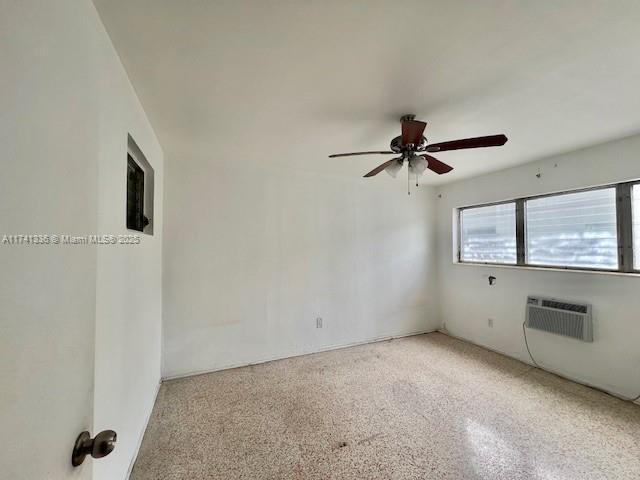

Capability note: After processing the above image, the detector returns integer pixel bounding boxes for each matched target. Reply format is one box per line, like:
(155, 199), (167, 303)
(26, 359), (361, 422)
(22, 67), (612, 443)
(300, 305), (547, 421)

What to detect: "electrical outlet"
(316, 317), (323, 329)
(487, 318), (494, 328)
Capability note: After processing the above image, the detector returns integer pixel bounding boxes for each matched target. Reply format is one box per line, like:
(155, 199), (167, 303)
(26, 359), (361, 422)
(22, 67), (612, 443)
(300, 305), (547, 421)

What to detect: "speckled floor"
(131, 333), (640, 479)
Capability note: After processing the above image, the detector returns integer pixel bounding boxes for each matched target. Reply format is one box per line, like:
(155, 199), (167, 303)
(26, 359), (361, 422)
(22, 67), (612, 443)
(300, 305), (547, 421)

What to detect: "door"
(0, 2), (99, 478)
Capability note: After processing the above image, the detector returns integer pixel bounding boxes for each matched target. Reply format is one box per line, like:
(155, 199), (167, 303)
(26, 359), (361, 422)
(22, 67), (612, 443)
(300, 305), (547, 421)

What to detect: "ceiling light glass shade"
(385, 159), (403, 178)
(408, 156), (428, 176)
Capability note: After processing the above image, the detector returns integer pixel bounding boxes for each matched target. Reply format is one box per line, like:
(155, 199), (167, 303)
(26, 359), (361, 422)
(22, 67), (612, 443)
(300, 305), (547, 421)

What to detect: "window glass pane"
(460, 203), (516, 264)
(126, 154), (145, 233)
(633, 184), (640, 269)
(525, 188), (617, 269)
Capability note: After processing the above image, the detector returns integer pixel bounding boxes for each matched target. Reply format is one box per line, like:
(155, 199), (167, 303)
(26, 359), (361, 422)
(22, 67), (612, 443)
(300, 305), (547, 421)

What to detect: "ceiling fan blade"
(421, 154), (453, 175)
(329, 151), (394, 158)
(363, 158), (399, 177)
(426, 134), (507, 152)
(401, 120), (427, 146)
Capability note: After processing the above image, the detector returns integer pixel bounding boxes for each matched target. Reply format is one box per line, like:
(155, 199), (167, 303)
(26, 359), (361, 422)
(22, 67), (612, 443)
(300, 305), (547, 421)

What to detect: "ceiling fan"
(329, 115), (507, 188)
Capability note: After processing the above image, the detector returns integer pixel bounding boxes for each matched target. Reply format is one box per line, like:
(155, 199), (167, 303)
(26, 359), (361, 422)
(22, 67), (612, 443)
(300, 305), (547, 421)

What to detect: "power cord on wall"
(522, 321), (540, 369)
(522, 320), (640, 403)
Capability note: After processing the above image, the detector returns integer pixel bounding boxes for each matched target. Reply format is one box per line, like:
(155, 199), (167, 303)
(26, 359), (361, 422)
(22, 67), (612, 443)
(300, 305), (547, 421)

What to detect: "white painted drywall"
(435, 134), (640, 399)
(92, 4), (164, 480)
(162, 162), (438, 378)
(0, 1), (163, 479)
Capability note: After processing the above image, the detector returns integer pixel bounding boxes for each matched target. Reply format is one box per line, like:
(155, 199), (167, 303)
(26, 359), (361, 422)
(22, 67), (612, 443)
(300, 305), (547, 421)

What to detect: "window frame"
(456, 180), (640, 274)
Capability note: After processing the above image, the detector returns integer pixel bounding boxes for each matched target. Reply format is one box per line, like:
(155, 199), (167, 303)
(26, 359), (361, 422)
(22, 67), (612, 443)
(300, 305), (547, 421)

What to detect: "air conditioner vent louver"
(540, 300), (588, 314)
(526, 296), (593, 342)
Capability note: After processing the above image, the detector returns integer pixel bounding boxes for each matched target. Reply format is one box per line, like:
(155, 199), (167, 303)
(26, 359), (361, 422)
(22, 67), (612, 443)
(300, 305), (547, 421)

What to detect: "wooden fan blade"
(421, 154), (453, 175)
(401, 120), (427, 146)
(426, 134), (507, 152)
(329, 151), (394, 158)
(363, 159), (398, 177)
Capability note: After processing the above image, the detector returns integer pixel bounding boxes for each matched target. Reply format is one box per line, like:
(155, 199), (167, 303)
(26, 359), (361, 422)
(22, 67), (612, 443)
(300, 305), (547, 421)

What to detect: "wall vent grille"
(526, 296), (593, 342)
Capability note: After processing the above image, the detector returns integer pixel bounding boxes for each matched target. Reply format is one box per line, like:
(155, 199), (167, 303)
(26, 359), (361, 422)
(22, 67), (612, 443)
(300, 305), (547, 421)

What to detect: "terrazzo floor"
(131, 333), (640, 479)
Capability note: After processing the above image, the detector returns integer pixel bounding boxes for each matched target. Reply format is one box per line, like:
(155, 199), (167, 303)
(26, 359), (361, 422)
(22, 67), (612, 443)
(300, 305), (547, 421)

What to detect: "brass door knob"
(71, 430), (117, 466)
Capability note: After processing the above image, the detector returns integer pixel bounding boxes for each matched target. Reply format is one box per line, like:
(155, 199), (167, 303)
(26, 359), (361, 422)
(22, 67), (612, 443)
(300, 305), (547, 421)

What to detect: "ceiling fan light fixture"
(384, 159), (403, 178)
(408, 156), (428, 176)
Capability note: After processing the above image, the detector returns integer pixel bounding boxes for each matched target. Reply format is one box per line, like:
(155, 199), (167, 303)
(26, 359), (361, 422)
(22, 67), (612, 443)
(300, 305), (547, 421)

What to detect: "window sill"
(453, 261), (640, 277)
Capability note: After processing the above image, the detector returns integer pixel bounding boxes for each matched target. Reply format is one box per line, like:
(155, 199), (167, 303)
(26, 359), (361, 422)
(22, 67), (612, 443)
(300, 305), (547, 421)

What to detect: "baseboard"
(163, 328), (439, 382)
(438, 329), (640, 405)
(125, 380), (161, 480)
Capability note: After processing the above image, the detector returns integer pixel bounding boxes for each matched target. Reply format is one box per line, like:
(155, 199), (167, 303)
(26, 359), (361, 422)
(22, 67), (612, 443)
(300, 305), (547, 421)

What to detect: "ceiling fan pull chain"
(407, 167), (410, 195)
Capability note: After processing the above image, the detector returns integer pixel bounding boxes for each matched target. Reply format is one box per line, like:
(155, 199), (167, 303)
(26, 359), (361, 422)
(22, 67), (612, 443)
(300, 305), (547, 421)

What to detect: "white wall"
(435, 134), (640, 400)
(163, 161), (439, 378)
(92, 4), (164, 480)
(0, 1), (163, 479)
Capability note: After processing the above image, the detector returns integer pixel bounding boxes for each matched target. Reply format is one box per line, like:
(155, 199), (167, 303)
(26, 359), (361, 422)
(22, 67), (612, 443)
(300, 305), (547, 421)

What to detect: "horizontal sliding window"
(457, 180), (640, 273)
(525, 188), (618, 269)
(460, 203), (516, 264)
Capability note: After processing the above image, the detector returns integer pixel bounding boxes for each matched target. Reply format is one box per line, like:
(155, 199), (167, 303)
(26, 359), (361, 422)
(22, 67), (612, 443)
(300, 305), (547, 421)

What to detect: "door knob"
(71, 430), (117, 466)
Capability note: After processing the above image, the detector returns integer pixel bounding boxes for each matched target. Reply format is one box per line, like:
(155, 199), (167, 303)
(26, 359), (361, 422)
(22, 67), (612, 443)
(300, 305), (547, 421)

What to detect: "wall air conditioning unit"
(526, 296), (593, 342)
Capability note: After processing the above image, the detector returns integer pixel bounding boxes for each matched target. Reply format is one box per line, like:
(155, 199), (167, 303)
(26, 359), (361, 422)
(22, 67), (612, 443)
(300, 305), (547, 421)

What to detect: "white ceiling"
(94, 0), (640, 185)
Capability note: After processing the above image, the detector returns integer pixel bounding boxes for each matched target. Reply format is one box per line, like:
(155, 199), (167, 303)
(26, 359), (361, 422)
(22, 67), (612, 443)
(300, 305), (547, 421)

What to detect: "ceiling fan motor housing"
(390, 135), (428, 156)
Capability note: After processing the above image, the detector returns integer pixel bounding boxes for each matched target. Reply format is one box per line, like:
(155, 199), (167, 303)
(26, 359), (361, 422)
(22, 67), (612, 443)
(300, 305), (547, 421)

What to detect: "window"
(127, 154), (147, 232)
(126, 134), (154, 235)
(460, 203), (516, 264)
(525, 188), (618, 269)
(634, 184), (640, 269)
(457, 181), (640, 273)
